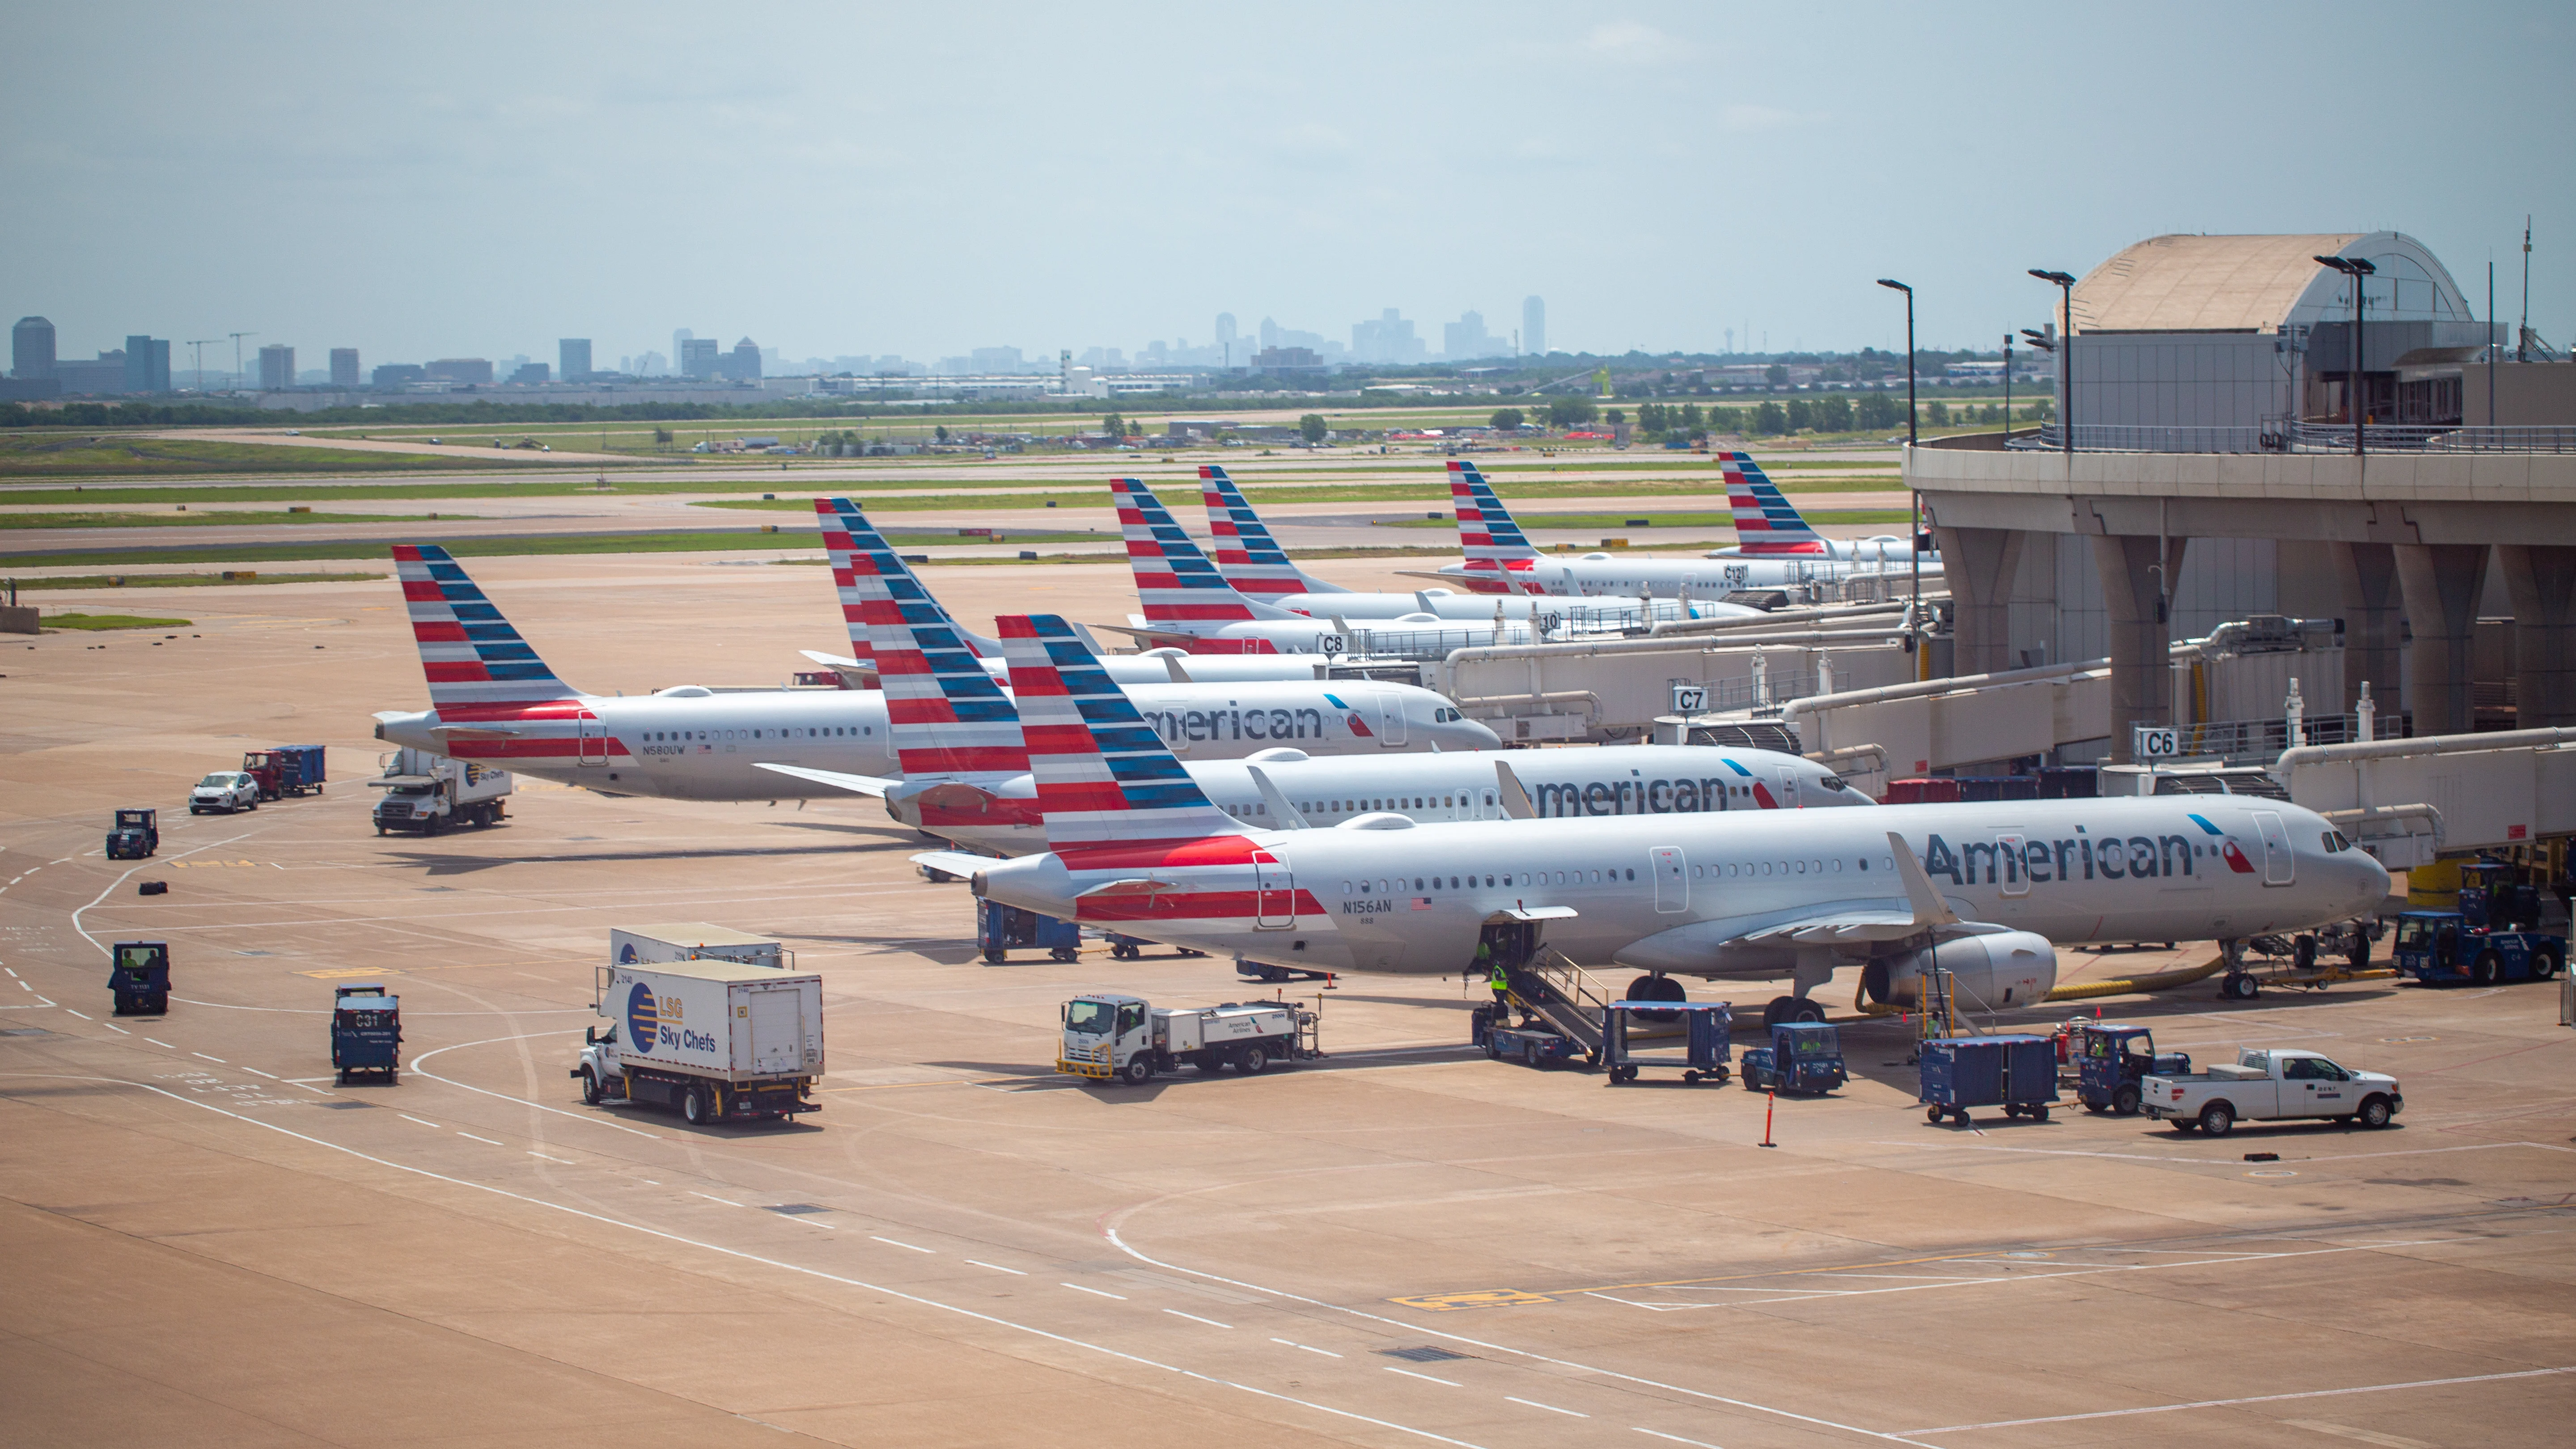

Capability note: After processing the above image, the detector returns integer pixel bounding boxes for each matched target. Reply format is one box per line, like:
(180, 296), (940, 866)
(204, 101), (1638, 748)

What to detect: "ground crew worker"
(1484, 944), (1511, 1014)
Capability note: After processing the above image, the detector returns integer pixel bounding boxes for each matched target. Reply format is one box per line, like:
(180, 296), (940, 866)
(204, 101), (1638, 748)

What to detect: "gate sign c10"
(1671, 684), (1708, 714)
(2133, 725), (2182, 759)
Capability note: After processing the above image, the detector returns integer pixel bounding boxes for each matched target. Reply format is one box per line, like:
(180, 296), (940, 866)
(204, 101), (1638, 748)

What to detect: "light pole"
(2003, 332), (2014, 438)
(1877, 278), (1921, 663)
(2314, 254), (2376, 457)
(2028, 270), (2076, 455)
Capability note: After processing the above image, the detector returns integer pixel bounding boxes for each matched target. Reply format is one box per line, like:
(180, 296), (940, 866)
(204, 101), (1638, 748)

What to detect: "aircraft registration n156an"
(952, 613), (2389, 1023)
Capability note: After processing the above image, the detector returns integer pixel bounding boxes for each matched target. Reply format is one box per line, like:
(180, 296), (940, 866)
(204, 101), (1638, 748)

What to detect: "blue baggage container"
(1921, 1034), (2057, 1124)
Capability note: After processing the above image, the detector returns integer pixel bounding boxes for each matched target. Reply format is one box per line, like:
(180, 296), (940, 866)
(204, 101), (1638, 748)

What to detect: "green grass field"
(0, 510), (461, 530)
(12, 571), (384, 591)
(0, 527), (1110, 570)
(0, 436), (535, 477)
(38, 612), (193, 630)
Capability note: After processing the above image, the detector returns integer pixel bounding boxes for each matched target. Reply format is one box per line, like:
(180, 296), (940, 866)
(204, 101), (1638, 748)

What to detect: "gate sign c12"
(2133, 725), (2182, 759)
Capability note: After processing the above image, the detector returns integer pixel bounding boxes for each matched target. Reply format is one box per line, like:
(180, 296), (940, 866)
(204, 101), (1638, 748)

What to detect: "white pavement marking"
(780, 1215), (835, 1230)
(71, 829), (264, 957)
(143, 1038), (174, 1049)
(64, 1010), (89, 1021)
(2279, 1419), (2436, 1449)
(1062, 1283), (1127, 1300)
(4, 967), (15, 976)
(240, 1066), (274, 1079)
(292, 1083), (333, 1095)
(0, 1071), (1496, 1449)
(1272, 1337), (1341, 1358)
(1901, 1365), (2576, 1435)
(869, 1235), (932, 1253)
(529, 1151), (575, 1164)
(966, 1260), (1027, 1276)
(457, 1132), (503, 1146)
(1634, 1430), (1725, 1449)
(1508, 1396), (1588, 1418)
(1386, 1367), (1459, 1387)
(1164, 1310), (1231, 1329)
(690, 1191), (744, 1208)
(410, 1031), (662, 1139)
(399, 1114), (440, 1128)
(103, 1024), (129, 1035)
(193, 1053), (224, 1063)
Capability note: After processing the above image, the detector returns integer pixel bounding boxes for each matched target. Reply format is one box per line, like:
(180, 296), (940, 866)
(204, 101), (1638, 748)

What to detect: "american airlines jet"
(760, 529), (1852, 855)
(1706, 451), (1937, 564)
(1432, 460), (1945, 596)
(1195, 464), (1756, 625)
(944, 613), (2389, 1026)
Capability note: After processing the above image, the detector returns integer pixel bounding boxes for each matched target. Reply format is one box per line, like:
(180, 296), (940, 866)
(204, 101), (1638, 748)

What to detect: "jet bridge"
(2277, 727), (2576, 866)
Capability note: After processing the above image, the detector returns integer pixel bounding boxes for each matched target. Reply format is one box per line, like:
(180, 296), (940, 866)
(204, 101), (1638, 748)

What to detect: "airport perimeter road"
(3, 555), (2571, 1448)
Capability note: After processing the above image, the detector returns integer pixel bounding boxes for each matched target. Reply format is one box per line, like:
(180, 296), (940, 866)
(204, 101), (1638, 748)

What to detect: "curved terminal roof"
(2068, 232), (2469, 335)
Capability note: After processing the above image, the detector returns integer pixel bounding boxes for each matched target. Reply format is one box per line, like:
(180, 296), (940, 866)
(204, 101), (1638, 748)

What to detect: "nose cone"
(1444, 716), (1503, 750)
(2345, 848), (2394, 917)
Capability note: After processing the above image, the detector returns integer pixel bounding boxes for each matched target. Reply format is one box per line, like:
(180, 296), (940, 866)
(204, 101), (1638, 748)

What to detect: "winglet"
(1887, 830), (1959, 928)
(1245, 765), (1309, 829)
(1495, 760), (1536, 820)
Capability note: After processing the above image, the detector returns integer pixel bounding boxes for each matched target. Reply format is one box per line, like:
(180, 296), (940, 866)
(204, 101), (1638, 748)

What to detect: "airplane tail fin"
(1720, 452), (1827, 555)
(1199, 464), (1346, 597)
(999, 613), (1242, 850)
(816, 498), (1004, 660)
(1112, 477), (1294, 624)
(392, 544), (583, 710)
(1447, 460), (1540, 581)
(815, 498), (1023, 777)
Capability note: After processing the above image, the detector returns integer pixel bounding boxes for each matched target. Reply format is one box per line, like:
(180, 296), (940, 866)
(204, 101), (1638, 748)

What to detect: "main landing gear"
(1760, 996), (1827, 1028)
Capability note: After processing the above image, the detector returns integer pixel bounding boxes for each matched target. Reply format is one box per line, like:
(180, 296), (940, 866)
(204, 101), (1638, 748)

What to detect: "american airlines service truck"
(576, 957), (824, 1125)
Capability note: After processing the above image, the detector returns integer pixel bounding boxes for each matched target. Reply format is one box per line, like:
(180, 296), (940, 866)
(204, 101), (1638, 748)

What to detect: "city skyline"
(4, 4), (2568, 368)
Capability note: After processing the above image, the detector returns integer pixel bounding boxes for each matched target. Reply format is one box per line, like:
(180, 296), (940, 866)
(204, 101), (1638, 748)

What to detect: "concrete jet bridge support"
(1909, 441), (2576, 758)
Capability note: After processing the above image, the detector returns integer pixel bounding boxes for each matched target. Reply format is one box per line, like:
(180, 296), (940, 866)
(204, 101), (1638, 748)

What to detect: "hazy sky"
(7, 2), (2569, 368)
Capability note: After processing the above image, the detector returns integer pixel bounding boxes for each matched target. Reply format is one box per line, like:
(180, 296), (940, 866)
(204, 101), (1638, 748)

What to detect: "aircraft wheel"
(1760, 995), (1799, 1029)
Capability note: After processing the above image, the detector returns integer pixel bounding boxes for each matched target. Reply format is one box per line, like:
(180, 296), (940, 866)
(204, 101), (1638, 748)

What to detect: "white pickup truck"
(2142, 1048), (2402, 1136)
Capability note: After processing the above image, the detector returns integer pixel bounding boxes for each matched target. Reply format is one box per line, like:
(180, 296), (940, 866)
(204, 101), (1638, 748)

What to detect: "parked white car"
(189, 771), (262, 815)
(2143, 1048), (2401, 1136)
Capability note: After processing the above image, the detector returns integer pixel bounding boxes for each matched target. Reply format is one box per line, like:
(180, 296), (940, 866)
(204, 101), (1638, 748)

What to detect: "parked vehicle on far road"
(2143, 1048), (2401, 1136)
(190, 770), (261, 815)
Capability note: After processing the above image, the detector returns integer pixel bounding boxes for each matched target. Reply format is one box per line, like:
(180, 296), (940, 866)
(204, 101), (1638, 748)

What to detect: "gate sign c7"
(1672, 684), (1708, 714)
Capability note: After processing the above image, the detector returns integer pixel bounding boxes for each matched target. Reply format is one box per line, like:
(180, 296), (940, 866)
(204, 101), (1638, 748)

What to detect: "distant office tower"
(968, 345), (1023, 374)
(510, 362), (551, 385)
(372, 363), (427, 390)
(330, 348), (359, 389)
(257, 344), (295, 390)
(723, 337), (761, 382)
(673, 328), (695, 373)
(425, 358), (494, 385)
(1350, 309), (1425, 365)
(559, 338), (591, 381)
(1444, 311), (1501, 360)
(1215, 312), (1239, 364)
(13, 317), (56, 378)
(1522, 296), (1546, 357)
(125, 336), (171, 393)
(681, 337), (719, 379)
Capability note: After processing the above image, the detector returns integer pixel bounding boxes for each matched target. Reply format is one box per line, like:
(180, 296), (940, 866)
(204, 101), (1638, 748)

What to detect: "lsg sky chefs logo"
(626, 980), (717, 1054)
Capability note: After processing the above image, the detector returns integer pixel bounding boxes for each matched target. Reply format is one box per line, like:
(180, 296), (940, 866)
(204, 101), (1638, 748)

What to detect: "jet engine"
(1862, 930), (2059, 1012)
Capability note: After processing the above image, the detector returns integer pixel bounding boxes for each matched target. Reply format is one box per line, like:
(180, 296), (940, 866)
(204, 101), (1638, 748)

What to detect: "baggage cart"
(979, 899), (1081, 963)
(1602, 1000), (1733, 1085)
(1921, 1034), (2058, 1124)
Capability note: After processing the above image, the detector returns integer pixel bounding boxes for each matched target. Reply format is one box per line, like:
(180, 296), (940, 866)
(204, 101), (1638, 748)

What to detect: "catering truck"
(609, 923), (790, 972)
(369, 748), (511, 835)
(2142, 1047), (2401, 1137)
(574, 957), (825, 1125)
(1057, 993), (1315, 1085)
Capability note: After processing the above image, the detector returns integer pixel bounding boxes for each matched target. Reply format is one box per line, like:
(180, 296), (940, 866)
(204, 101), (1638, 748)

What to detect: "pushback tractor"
(108, 941), (169, 1016)
(330, 985), (402, 1084)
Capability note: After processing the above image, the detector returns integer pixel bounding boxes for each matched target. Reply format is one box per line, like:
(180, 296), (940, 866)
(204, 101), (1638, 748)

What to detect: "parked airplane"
(1193, 465), (1756, 625)
(762, 553), (1853, 855)
(946, 613), (2389, 1023)
(373, 544), (899, 800)
(1707, 451), (1935, 564)
(1432, 460), (1943, 596)
(801, 497), (1332, 686)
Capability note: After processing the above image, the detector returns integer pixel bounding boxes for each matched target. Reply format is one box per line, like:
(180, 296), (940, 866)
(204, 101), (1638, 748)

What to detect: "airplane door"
(1253, 853), (1294, 929)
(1651, 846), (1686, 913)
(577, 711), (606, 766)
(2252, 810), (2295, 886)
(1772, 765), (1801, 809)
(1998, 833), (2028, 897)
(1371, 693), (1408, 748)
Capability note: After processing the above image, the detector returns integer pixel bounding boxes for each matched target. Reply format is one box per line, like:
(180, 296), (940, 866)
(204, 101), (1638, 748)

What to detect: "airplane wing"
(1087, 621), (1210, 651)
(910, 850), (992, 881)
(752, 762), (902, 798)
(798, 649), (879, 687)
(1615, 832), (1983, 972)
(1246, 765), (1309, 828)
(1494, 760), (1536, 820)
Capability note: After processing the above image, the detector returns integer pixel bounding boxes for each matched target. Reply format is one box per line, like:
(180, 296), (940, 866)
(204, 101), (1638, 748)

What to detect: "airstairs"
(1504, 947), (1613, 1058)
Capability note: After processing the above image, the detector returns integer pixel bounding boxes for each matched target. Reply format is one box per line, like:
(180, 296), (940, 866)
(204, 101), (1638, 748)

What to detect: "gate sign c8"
(2133, 725), (2181, 759)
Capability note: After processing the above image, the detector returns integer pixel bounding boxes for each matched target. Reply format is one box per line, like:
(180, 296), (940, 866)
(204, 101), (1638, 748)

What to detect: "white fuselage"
(1712, 537), (1937, 566)
(972, 797), (2388, 978)
(1439, 553), (1943, 596)
(375, 680), (1494, 801)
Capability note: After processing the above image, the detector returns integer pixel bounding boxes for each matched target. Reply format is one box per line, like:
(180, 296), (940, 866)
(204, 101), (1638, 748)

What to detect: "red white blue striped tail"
(1448, 459), (1541, 584)
(1199, 464), (1337, 599)
(1720, 452), (1827, 555)
(999, 613), (1241, 849)
(394, 544), (583, 710)
(1114, 477), (1259, 624)
(817, 498), (1024, 777)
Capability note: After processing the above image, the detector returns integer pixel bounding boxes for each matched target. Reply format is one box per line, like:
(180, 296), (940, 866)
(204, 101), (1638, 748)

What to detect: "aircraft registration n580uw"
(954, 613), (2388, 1022)
(762, 528), (1855, 855)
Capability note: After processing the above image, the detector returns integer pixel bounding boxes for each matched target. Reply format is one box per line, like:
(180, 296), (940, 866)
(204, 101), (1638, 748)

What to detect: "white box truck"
(1057, 993), (1314, 1085)
(575, 957), (825, 1125)
(610, 922), (790, 972)
(368, 748), (511, 835)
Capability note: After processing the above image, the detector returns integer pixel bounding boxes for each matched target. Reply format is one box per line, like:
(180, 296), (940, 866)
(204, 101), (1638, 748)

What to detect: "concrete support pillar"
(2394, 543), (2491, 737)
(2329, 542), (2402, 718)
(2092, 533), (2187, 762)
(1932, 525), (2027, 678)
(2498, 545), (2576, 729)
